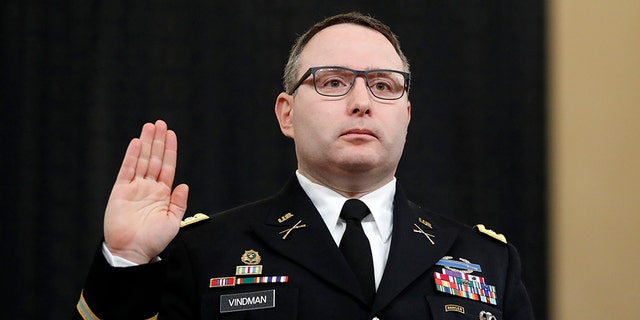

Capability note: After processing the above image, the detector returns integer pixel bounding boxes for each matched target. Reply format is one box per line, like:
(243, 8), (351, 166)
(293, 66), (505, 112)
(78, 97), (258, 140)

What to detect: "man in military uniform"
(75, 12), (534, 319)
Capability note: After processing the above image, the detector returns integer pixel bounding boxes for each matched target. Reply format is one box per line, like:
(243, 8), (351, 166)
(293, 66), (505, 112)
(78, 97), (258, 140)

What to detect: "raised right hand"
(103, 120), (189, 264)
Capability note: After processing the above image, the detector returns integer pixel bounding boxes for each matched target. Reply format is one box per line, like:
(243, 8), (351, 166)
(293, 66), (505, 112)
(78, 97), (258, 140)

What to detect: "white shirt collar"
(295, 171), (395, 244)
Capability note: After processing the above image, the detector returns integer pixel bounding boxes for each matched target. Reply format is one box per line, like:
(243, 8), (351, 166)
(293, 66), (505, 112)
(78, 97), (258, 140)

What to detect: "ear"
(275, 92), (295, 138)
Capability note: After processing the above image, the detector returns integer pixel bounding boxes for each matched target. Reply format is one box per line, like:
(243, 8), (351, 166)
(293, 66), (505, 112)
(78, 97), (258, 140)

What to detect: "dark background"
(1, 1), (547, 318)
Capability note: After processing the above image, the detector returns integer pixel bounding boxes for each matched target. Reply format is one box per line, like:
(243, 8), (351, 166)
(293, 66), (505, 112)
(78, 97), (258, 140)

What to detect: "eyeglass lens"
(313, 67), (406, 99)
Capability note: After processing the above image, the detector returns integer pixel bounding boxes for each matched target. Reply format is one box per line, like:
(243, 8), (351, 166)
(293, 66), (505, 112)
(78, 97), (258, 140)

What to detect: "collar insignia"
(413, 223), (435, 245)
(279, 220), (306, 240)
(278, 212), (294, 223)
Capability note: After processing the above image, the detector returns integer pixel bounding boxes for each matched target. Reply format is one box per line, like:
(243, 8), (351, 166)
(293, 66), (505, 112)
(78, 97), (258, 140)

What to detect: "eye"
(327, 79), (346, 88)
(369, 78), (395, 92)
(315, 70), (352, 90)
(368, 72), (404, 95)
(371, 80), (393, 92)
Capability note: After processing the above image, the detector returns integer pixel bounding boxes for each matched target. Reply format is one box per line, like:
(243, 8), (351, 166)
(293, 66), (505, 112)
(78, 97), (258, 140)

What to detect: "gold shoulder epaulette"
(180, 213), (210, 227)
(474, 224), (507, 244)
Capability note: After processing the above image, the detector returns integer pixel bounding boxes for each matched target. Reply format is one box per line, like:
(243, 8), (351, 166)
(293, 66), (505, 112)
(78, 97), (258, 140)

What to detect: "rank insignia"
(180, 213), (209, 227)
(241, 250), (261, 265)
(474, 224), (507, 244)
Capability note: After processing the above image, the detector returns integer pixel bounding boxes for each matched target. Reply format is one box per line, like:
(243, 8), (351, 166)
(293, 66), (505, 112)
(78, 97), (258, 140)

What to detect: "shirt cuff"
(101, 242), (143, 267)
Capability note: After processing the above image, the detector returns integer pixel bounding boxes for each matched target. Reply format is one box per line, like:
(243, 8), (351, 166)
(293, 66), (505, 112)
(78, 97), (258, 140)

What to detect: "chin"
(337, 158), (380, 173)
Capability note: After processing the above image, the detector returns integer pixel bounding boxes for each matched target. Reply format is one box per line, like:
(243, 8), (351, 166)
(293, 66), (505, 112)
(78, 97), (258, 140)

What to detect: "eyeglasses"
(288, 66), (410, 100)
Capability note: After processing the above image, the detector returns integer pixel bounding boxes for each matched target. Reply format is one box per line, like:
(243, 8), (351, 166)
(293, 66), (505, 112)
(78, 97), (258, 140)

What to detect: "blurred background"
(1, 1), (638, 319)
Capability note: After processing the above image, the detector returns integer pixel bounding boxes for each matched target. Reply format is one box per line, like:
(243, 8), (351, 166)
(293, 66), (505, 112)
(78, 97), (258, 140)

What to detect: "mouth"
(341, 128), (377, 139)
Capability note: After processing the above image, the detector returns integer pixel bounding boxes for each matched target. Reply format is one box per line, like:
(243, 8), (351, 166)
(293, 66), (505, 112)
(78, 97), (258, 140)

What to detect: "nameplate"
(220, 289), (275, 313)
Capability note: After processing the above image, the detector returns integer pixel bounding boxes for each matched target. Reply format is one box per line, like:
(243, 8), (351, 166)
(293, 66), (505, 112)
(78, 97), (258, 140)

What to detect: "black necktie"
(339, 199), (375, 306)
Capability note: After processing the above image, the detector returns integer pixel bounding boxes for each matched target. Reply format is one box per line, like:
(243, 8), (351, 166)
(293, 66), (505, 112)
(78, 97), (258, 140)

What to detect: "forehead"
(298, 23), (403, 72)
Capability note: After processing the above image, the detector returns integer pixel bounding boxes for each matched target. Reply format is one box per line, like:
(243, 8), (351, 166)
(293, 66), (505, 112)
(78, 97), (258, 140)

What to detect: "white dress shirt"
(295, 171), (395, 290)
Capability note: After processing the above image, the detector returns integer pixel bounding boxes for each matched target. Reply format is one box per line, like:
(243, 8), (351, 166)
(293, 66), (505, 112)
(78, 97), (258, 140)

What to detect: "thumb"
(168, 183), (189, 222)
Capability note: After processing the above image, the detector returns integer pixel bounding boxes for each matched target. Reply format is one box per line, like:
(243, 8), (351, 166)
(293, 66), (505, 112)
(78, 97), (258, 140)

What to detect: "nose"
(348, 77), (371, 115)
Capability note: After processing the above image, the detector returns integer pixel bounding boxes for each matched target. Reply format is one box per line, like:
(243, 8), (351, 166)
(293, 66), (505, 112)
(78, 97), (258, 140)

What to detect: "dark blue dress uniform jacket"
(76, 177), (534, 319)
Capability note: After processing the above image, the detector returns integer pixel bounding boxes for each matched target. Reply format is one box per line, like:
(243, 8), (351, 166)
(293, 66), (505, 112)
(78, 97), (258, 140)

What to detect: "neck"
(297, 167), (395, 198)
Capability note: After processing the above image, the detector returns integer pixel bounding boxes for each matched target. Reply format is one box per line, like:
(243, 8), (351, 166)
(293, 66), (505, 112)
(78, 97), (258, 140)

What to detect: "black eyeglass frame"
(287, 66), (411, 100)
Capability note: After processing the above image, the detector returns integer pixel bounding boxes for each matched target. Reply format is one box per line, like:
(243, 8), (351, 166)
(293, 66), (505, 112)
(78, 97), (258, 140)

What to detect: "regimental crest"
(209, 249), (289, 289)
(241, 249), (261, 265)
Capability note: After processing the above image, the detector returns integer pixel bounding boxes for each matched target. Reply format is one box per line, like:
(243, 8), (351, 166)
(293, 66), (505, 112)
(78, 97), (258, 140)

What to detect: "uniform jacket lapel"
(252, 178), (458, 310)
(372, 184), (459, 314)
(252, 178), (367, 304)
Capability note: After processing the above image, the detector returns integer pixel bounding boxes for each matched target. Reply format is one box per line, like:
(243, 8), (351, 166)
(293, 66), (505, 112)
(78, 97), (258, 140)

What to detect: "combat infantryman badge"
(436, 256), (482, 273)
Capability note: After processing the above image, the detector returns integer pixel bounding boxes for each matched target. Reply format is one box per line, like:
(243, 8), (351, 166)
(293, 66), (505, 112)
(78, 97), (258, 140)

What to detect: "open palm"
(103, 120), (189, 264)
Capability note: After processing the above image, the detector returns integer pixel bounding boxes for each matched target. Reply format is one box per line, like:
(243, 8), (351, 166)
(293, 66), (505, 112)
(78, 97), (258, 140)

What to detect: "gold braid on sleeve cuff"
(76, 290), (158, 320)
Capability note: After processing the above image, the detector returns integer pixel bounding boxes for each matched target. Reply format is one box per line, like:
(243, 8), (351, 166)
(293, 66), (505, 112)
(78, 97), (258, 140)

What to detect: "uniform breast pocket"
(426, 295), (502, 320)
(201, 287), (298, 320)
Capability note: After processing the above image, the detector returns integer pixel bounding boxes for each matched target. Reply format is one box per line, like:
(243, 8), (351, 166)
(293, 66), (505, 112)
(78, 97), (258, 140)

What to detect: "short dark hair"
(283, 12), (410, 94)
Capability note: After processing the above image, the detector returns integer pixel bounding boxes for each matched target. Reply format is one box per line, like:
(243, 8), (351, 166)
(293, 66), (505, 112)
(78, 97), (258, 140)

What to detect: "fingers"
(115, 138), (142, 183)
(158, 129), (178, 187)
(134, 122), (158, 180)
(131, 120), (175, 182)
(144, 120), (168, 180)
(115, 120), (179, 187)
